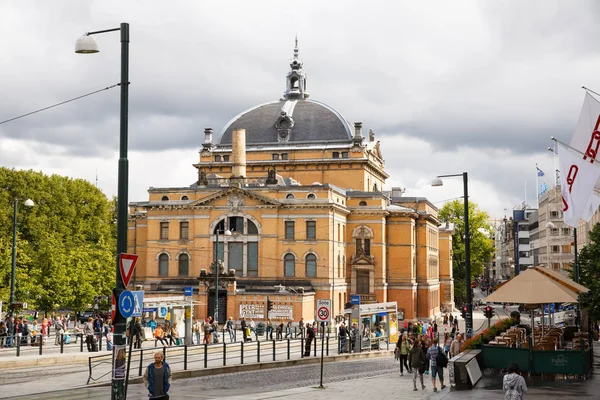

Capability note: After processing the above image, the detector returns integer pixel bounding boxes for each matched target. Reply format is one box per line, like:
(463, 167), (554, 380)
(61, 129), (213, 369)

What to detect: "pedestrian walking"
(192, 318), (202, 345)
(426, 338), (447, 392)
(226, 317), (235, 343)
(240, 317), (248, 342)
(304, 323), (315, 356)
(266, 319), (274, 340)
(408, 340), (426, 391)
(450, 334), (463, 358)
(285, 320), (292, 338)
(297, 318), (305, 338)
(84, 317), (97, 352)
(398, 334), (411, 375)
(276, 321), (284, 340)
(338, 322), (347, 353)
(143, 351), (172, 400)
(503, 362), (527, 400)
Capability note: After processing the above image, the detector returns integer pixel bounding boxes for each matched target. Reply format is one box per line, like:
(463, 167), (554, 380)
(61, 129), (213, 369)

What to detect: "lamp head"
(430, 177), (444, 187)
(224, 229), (232, 236)
(75, 35), (99, 54)
(24, 199), (34, 207)
(546, 221), (555, 229)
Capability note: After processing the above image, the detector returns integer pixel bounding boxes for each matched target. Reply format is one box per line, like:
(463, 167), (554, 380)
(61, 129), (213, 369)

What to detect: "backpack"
(436, 346), (448, 368)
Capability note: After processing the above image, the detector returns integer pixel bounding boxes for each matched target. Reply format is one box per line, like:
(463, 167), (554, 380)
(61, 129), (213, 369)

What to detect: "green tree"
(573, 223), (600, 322)
(0, 168), (116, 314)
(439, 200), (494, 306)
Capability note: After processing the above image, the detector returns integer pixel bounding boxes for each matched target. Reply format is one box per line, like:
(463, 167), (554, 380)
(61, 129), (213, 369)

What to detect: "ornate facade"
(128, 41), (453, 322)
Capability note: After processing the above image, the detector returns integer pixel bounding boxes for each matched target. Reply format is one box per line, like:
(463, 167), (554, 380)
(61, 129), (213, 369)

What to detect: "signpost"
(350, 295), (360, 306)
(315, 299), (331, 388)
(184, 286), (193, 297)
(119, 253), (138, 288)
(118, 290), (135, 319)
(131, 291), (144, 317)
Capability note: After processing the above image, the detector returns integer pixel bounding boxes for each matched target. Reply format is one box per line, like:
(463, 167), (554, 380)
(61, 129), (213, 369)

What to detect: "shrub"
(461, 318), (514, 351)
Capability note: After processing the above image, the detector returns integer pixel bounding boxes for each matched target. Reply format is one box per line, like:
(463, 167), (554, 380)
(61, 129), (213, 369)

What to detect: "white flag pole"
(536, 163), (540, 209)
(550, 136), (600, 167)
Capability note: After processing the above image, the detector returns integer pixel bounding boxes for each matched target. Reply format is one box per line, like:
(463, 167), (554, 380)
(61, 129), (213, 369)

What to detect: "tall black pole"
(574, 228), (581, 329)
(9, 199), (18, 342)
(463, 172), (473, 339)
(112, 22), (129, 400)
(215, 229), (219, 322)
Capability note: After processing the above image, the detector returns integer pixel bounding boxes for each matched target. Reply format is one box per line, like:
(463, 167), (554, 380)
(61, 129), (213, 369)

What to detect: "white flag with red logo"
(558, 142), (600, 227)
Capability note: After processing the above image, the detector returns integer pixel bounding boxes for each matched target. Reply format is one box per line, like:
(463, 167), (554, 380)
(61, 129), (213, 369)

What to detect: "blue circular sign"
(119, 290), (135, 318)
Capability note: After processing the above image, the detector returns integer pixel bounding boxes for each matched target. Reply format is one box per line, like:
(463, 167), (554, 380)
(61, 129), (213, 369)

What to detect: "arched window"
(181, 195), (189, 201)
(247, 220), (258, 235)
(307, 193), (316, 199)
(178, 254), (189, 277)
(306, 254), (317, 277)
(359, 201), (367, 206)
(284, 253), (295, 277)
(159, 253), (169, 277)
(286, 193), (295, 199)
(161, 195), (169, 201)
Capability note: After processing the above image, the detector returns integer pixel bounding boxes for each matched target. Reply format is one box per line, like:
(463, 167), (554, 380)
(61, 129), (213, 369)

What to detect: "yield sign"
(119, 253), (139, 288)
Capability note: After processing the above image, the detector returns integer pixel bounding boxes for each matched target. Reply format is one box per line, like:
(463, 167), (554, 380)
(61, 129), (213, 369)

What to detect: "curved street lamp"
(9, 198), (34, 345)
(431, 172), (473, 338)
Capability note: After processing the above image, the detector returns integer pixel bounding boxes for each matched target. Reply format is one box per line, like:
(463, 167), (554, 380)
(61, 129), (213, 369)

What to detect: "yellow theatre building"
(128, 42), (454, 325)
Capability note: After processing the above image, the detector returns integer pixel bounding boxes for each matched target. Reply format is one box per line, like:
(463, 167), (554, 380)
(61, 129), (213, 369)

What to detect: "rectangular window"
(272, 153), (280, 160)
(247, 242), (258, 277)
(552, 263), (560, 271)
(364, 239), (371, 256)
(356, 238), (362, 253)
(214, 155), (222, 162)
(228, 216), (244, 233)
(550, 211), (560, 219)
(222, 155), (230, 162)
(341, 151), (349, 158)
(518, 225), (528, 231)
(332, 151), (340, 158)
(306, 221), (316, 240)
(551, 245), (560, 253)
(285, 221), (295, 240)
(550, 228), (559, 236)
(518, 238), (529, 244)
(519, 251), (529, 258)
(562, 228), (571, 236)
(180, 221), (189, 240)
(228, 242), (243, 277)
(213, 241), (224, 262)
(160, 222), (169, 240)
(281, 153), (289, 160)
(561, 245), (572, 253)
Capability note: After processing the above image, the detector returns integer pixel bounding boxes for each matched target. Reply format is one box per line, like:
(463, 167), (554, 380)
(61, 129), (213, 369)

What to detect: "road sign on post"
(316, 299), (331, 323)
(350, 295), (360, 306)
(119, 290), (135, 319)
(131, 291), (143, 317)
(184, 286), (193, 297)
(119, 253), (139, 288)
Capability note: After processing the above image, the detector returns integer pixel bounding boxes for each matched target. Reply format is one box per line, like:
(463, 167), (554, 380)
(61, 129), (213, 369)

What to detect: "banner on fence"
(268, 304), (293, 320)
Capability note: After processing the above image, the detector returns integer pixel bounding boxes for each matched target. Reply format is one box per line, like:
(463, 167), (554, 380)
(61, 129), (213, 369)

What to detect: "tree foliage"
(573, 223), (600, 322)
(439, 200), (494, 305)
(0, 168), (116, 313)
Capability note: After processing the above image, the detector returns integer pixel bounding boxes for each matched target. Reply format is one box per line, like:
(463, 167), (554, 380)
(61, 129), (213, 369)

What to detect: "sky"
(2, 0), (599, 221)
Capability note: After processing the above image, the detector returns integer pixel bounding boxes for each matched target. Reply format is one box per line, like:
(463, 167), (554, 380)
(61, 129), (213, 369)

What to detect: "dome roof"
(216, 98), (353, 146)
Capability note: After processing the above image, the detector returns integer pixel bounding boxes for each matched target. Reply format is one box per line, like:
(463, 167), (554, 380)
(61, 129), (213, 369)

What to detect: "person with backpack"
(397, 334), (411, 376)
(426, 338), (447, 392)
(503, 362), (527, 399)
(408, 339), (426, 391)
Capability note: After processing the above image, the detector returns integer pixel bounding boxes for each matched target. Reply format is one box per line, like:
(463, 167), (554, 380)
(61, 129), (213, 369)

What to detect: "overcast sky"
(1, 0), (597, 221)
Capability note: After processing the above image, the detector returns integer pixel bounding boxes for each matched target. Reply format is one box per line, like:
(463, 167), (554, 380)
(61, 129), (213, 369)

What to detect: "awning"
(484, 268), (581, 304)
(531, 266), (589, 294)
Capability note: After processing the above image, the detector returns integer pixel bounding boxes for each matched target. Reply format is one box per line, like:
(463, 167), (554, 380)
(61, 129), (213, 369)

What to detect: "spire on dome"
(283, 37), (309, 99)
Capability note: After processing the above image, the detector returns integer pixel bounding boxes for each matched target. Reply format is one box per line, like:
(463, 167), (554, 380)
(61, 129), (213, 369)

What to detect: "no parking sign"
(316, 299), (331, 323)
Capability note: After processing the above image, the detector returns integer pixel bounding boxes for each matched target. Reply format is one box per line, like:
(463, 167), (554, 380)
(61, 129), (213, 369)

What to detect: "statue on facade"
(266, 167), (278, 185)
(198, 170), (208, 186)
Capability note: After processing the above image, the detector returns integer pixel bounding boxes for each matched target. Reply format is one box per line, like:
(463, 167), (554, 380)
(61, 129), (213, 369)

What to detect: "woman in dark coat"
(304, 323), (315, 356)
(408, 340), (426, 391)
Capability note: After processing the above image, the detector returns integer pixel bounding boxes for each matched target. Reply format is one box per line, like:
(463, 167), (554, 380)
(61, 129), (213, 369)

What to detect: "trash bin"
(256, 322), (266, 336)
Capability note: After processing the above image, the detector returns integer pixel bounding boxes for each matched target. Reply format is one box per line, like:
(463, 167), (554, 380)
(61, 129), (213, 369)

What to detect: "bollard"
(223, 342), (227, 366)
(184, 345), (188, 371)
(301, 338), (304, 358)
(80, 335), (84, 352)
(139, 349), (144, 376)
(272, 340), (276, 361)
(204, 343), (208, 368)
(60, 334), (64, 353)
(287, 338), (291, 360)
(240, 341), (244, 364)
(16, 337), (20, 357)
(257, 341), (261, 363)
(162, 346), (167, 361)
(39, 338), (43, 355)
(326, 336), (329, 356)
(313, 335), (317, 357)
(98, 334), (102, 351)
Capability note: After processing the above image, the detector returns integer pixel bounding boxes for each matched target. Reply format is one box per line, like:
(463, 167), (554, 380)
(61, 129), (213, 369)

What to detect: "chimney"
(204, 128), (213, 144)
(231, 129), (247, 178)
(353, 122), (362, 138)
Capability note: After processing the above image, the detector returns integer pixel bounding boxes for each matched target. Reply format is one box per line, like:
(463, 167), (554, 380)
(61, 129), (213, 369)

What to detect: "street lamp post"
(432, 172), (473, 338)
(214, 228), (231, 323)
(75, 22), (129, 400)
(9, 198), (34, 345)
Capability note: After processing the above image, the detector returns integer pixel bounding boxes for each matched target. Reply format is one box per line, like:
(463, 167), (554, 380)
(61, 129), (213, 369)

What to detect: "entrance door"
(356, 270), (370, 294)
(207, 290), (227, 323)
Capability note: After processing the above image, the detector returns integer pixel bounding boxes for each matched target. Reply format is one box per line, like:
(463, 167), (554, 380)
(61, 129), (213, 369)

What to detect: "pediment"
(188, 187), (281, 209)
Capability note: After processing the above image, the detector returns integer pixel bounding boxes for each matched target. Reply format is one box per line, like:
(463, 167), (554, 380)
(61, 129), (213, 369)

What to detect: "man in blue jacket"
(143, 351), (172, 399)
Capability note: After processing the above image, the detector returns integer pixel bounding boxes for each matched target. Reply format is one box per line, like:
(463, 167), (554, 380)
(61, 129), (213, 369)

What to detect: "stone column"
(231, 129), (247, 178)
